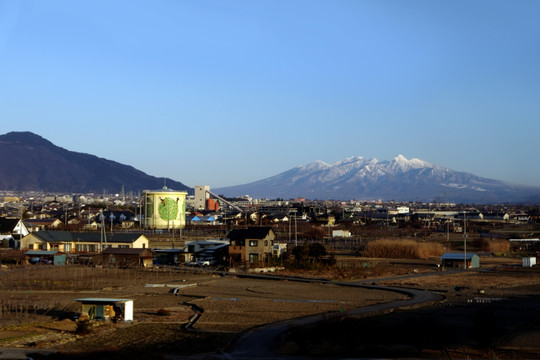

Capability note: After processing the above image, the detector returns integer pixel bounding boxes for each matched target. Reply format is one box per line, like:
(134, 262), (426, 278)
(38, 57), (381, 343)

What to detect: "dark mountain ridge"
(0, 131), (191, 194)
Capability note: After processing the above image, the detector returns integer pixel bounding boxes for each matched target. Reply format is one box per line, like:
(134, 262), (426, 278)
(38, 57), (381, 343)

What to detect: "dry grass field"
(0, 265), (400, 358)
(1, 253), (539, 359)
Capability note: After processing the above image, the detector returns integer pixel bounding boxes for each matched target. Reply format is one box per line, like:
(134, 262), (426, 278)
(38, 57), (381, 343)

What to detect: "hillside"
(0, 131), (191, 194)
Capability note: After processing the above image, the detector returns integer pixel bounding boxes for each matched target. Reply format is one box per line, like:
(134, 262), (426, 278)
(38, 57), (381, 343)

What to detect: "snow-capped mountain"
(215, 155), (540, 203)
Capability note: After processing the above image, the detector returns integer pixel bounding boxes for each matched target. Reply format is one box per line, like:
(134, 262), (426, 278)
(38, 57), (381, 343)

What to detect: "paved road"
(222, 275), (444, 360)
(0, 347), (55, 360)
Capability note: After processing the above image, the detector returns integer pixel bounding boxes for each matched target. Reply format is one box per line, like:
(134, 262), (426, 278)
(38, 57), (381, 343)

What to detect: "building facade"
(143, 187), (187, 230)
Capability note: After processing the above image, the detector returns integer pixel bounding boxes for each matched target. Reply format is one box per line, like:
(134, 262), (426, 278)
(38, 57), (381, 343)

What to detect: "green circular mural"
(158, 197), (178, 221)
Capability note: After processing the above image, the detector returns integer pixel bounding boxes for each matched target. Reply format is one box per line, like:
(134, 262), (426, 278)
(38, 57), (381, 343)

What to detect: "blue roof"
(25, 250), (61, 256)
(441, 252), (477, 260)
(75, 298), (133, 303)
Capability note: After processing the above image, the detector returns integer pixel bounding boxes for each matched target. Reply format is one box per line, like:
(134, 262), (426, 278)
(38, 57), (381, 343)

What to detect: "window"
(264, 240), (268, 246)
(249, 240), (258, 247)
(119, 245), (129, 248)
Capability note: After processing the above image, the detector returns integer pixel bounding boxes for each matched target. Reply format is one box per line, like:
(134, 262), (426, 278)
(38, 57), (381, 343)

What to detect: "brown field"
(1, 255), (540, 359)
(0, 265), (400, 358)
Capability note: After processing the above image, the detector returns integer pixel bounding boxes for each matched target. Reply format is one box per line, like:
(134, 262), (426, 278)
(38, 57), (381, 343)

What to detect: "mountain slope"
(0, 131), (191, 193)
(215, 155), (540, 203)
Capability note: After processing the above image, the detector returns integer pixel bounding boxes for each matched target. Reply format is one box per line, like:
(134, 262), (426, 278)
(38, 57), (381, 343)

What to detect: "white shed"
(76, 298), (134, 322)
(523, 257), (536, 268)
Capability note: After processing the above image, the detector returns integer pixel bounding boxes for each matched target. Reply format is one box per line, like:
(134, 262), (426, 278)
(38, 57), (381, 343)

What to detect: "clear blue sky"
(1, 0), (539, 188)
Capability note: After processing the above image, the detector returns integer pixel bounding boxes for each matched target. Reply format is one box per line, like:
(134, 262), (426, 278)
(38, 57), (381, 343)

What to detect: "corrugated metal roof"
(25, 250), (61, 256)
(75, 298), (133, 303)
(30, 231), (146, 244)
(441, 252), (477, 260)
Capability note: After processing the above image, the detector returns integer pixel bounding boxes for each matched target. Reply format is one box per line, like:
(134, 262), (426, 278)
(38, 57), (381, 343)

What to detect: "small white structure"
(332, 230), (351, 238)
(76, 298), (134, 322)
(523, 257), (537, 268)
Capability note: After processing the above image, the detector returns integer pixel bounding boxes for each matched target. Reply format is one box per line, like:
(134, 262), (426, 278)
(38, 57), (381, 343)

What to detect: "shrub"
(156, 308), (170, 316)
(76, 319), (92, 335)
(480, 238), (510, 253)
(363, 239), (443, 259)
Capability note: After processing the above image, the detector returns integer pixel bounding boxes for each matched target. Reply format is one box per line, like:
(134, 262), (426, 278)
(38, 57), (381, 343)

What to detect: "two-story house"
(228, 227), (275, 265)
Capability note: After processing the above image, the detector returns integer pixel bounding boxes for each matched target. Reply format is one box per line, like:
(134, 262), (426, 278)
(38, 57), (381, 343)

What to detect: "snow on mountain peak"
(303, 160), (330, 170)
(390, 154), (432, 172)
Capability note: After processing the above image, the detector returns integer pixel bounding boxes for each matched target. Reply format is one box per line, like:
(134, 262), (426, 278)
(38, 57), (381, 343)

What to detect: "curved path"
(221, 274), (444, 360)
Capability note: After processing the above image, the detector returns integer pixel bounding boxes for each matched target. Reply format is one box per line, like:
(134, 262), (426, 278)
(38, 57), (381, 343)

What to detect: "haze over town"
(1, 1), (539, 188)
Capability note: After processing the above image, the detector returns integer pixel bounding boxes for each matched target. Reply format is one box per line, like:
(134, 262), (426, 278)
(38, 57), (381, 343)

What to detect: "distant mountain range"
(2, 131), (539, 203)
(215, 155), (540, 204)
(0, 131), (191, 194)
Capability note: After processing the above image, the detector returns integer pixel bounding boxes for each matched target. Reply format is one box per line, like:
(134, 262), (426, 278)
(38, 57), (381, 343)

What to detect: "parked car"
(195, 257), (216, 266)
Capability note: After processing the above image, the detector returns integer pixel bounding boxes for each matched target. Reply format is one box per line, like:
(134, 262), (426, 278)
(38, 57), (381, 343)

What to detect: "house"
(184, 239), (229, 265)
(94, 248), (154, 268)
(440, 252), (480, 269)
(0, 235), (15, 248)
(20, 231), (150, 253)
(24, 218), (63, 232)
(228, 227), (275, 264)
(0, 217), (29, 238)
(76, 298), (134, 322)
(83, 221), (99, 231)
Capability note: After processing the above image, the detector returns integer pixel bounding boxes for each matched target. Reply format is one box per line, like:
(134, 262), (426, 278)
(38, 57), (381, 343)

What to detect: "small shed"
(76, 298), (134, 322)
(94, 248), (154, 268)
(24, 250), (66, 265)
(441, 252), (480, 269)
(523, 257), (537, 268)
(153, 248), (184, 266)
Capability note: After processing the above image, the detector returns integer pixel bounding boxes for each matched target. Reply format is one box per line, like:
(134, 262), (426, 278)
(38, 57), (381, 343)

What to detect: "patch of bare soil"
(0, 267), (401, 358)
(279, 267), (540, 359)
(181, 276), (400, 331)
(41, 324), (235, 359)
(280, 294), (540, 359)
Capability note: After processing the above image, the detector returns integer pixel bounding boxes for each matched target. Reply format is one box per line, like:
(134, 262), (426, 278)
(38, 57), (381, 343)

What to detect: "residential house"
(21, 231), (149, 253)
(0, 217), (28, 238)
(228, 227), (275, 265)
(24, 218), (63, 232)
(184, 239), (229, 265)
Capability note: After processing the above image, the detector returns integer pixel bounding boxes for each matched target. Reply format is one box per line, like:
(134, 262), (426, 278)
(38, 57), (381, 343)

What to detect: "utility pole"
(100, 209), (107, 251)
(288, 208), (292, 246)
(294, 210), (298, 248)
(463, 212), (468, 269)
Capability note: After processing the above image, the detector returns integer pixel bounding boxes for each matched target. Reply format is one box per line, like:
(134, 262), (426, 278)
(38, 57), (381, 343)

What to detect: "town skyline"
(1, 1), (539, 188)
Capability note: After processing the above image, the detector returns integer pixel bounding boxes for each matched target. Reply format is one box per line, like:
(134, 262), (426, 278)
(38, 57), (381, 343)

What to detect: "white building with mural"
(143, 187), (187, 230)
